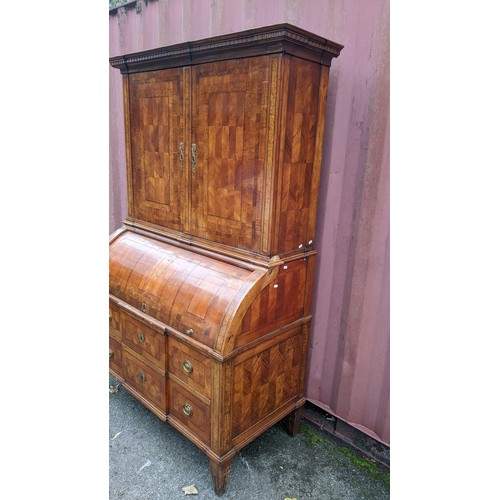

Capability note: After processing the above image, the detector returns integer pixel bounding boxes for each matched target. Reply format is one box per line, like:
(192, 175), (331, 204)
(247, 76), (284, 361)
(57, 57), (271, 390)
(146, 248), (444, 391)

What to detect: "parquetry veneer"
(109, 24), (343, 495)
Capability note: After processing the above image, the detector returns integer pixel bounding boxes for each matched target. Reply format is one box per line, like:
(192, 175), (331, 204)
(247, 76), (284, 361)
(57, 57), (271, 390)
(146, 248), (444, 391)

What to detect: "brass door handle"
(180, 142), (184, 170)
(137, 332), (145, 343)
(191, 144), (197, 174)
(183, 360), (193, 374)
(182, 403), (193, 417)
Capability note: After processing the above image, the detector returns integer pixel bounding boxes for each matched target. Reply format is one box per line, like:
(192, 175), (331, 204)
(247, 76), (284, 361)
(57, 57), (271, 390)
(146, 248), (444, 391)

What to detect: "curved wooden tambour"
(109, 229), (279, 353)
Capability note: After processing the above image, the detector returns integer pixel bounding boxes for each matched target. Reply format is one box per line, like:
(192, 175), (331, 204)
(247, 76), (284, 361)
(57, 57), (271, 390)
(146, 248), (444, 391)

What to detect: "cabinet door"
(190, 57), (273, 253)
(128, 69), (185, 231)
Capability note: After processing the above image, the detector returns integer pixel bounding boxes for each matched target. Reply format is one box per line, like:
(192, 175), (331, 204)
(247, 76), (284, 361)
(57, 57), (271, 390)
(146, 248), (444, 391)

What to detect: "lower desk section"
(109, 229), (313, 495)
(109, 310), (309, 457)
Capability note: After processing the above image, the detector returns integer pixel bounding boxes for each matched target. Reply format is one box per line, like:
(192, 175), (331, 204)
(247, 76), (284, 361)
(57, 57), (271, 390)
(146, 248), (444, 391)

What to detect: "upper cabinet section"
(110, 24), (343, 260)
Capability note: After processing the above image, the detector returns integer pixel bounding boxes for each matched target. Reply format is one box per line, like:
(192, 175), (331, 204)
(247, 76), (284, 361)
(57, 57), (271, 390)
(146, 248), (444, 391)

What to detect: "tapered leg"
(210, 458), (232, 496)
(284, 406), (304, 437)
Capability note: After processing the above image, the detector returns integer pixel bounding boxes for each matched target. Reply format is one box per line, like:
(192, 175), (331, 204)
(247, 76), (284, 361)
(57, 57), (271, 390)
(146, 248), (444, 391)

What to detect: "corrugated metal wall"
(109, 0), (390, 445)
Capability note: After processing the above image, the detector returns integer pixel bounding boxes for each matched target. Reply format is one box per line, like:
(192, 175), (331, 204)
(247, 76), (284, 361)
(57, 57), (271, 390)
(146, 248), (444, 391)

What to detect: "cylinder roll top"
(110, 231), (264, 349)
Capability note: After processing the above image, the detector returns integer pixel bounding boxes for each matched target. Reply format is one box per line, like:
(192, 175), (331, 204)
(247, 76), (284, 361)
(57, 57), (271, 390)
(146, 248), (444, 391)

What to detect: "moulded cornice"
(109, 23), (344, 73)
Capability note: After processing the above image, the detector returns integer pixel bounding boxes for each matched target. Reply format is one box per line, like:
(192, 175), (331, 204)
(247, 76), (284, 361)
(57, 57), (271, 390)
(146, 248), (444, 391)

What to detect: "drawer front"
(109, 337), (122, 375)
(122, 313), (166, 368)
(109, 302), (121, 340)
(168, 339), (212, 398)
(122, 349), (166, 411)
(169, 380), (210, 445)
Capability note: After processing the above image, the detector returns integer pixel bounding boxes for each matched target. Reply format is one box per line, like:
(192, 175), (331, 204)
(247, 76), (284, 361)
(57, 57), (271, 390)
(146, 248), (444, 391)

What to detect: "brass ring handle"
(137, 332), (145, 343)
(183, 360), (193, 374)
(109, 348), (114, 358)
(182, 403), (193, 417)
(185, 328), (194, 336)
(139, 371), (146, 383)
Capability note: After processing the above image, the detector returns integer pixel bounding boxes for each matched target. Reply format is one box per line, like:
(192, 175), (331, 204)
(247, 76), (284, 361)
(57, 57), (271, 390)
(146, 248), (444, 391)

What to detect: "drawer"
(169, 380), (210, 445)
(122, 348), (166, 412)
(122, 313), (166, 368)
(109, 302), (121, 340)
(168, 339), (212, 398)
(109, 337), (122, 375)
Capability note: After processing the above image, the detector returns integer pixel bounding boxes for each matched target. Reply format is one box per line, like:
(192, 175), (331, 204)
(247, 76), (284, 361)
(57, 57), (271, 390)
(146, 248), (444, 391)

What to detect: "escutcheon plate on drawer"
(122, 313), (166, 369)
(122, 348), (166, 413)
(169, 380), (210, 445)
(168, 339), (212, 398)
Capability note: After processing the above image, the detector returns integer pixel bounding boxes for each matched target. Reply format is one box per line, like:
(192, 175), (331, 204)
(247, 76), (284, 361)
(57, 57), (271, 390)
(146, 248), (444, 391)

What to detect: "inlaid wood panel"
(168, 339), (212, 398)
(129, 69), (185, 230)
(277, 58), (322, 254)
(122, 312), (166, 369)
(190, 57), (274, 252)
(122, 347), (166, 412)
(109, 301), (121, 341)
(109, 337), (122, 375)
(232, 333), (304, 438)
(236, 258), (308, 347)
(109, 230), (257, 349)
(169, 380), (211, 445)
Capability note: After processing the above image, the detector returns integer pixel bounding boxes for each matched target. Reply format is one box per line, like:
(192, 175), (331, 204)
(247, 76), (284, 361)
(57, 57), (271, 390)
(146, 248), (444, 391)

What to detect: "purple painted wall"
(109, 0), (390, 445)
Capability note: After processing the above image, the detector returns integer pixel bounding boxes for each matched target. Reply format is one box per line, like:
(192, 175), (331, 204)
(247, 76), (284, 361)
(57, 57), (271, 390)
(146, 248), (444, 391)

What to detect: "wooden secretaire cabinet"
(109, 24), (342, 495)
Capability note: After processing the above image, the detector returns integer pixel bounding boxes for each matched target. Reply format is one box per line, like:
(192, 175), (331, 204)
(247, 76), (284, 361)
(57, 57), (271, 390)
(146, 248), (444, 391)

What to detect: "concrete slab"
(109, 378), (389, 499)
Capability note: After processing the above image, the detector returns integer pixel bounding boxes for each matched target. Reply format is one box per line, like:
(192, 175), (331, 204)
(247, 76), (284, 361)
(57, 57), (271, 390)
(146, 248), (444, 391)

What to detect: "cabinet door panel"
(191, 57), (273, 253)
(129, 69), (185, 231)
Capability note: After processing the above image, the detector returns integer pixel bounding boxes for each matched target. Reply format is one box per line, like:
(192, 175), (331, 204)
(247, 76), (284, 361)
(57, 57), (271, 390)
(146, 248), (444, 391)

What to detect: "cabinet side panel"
(261, 56), (281, 255)
(278, 58), (323, 254)
(236, 258), (307, 347)
(232, 331), (305, 439)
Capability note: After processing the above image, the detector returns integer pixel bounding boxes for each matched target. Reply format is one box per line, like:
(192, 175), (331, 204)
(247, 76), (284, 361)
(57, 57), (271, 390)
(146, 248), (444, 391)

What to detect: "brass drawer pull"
(109, 348), (114, 359)
(186, 328), (194, 336)
(109, 312), (112, 323)
(183, 360), (193, 374)
(182, 403), (193, 417)
(139, 371), (146, 383)
(137, 332), (145, 343)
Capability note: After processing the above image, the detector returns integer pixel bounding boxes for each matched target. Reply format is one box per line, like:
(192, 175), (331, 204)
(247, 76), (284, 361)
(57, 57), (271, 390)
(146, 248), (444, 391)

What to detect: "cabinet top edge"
(109, 23), (344, 74)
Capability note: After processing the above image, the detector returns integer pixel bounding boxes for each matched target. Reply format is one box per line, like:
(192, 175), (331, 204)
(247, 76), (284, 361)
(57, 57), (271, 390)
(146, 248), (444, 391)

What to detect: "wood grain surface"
(109, 24), (342, 496)
(109, 230), (258, 349)
(121, 51), (329, 259)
